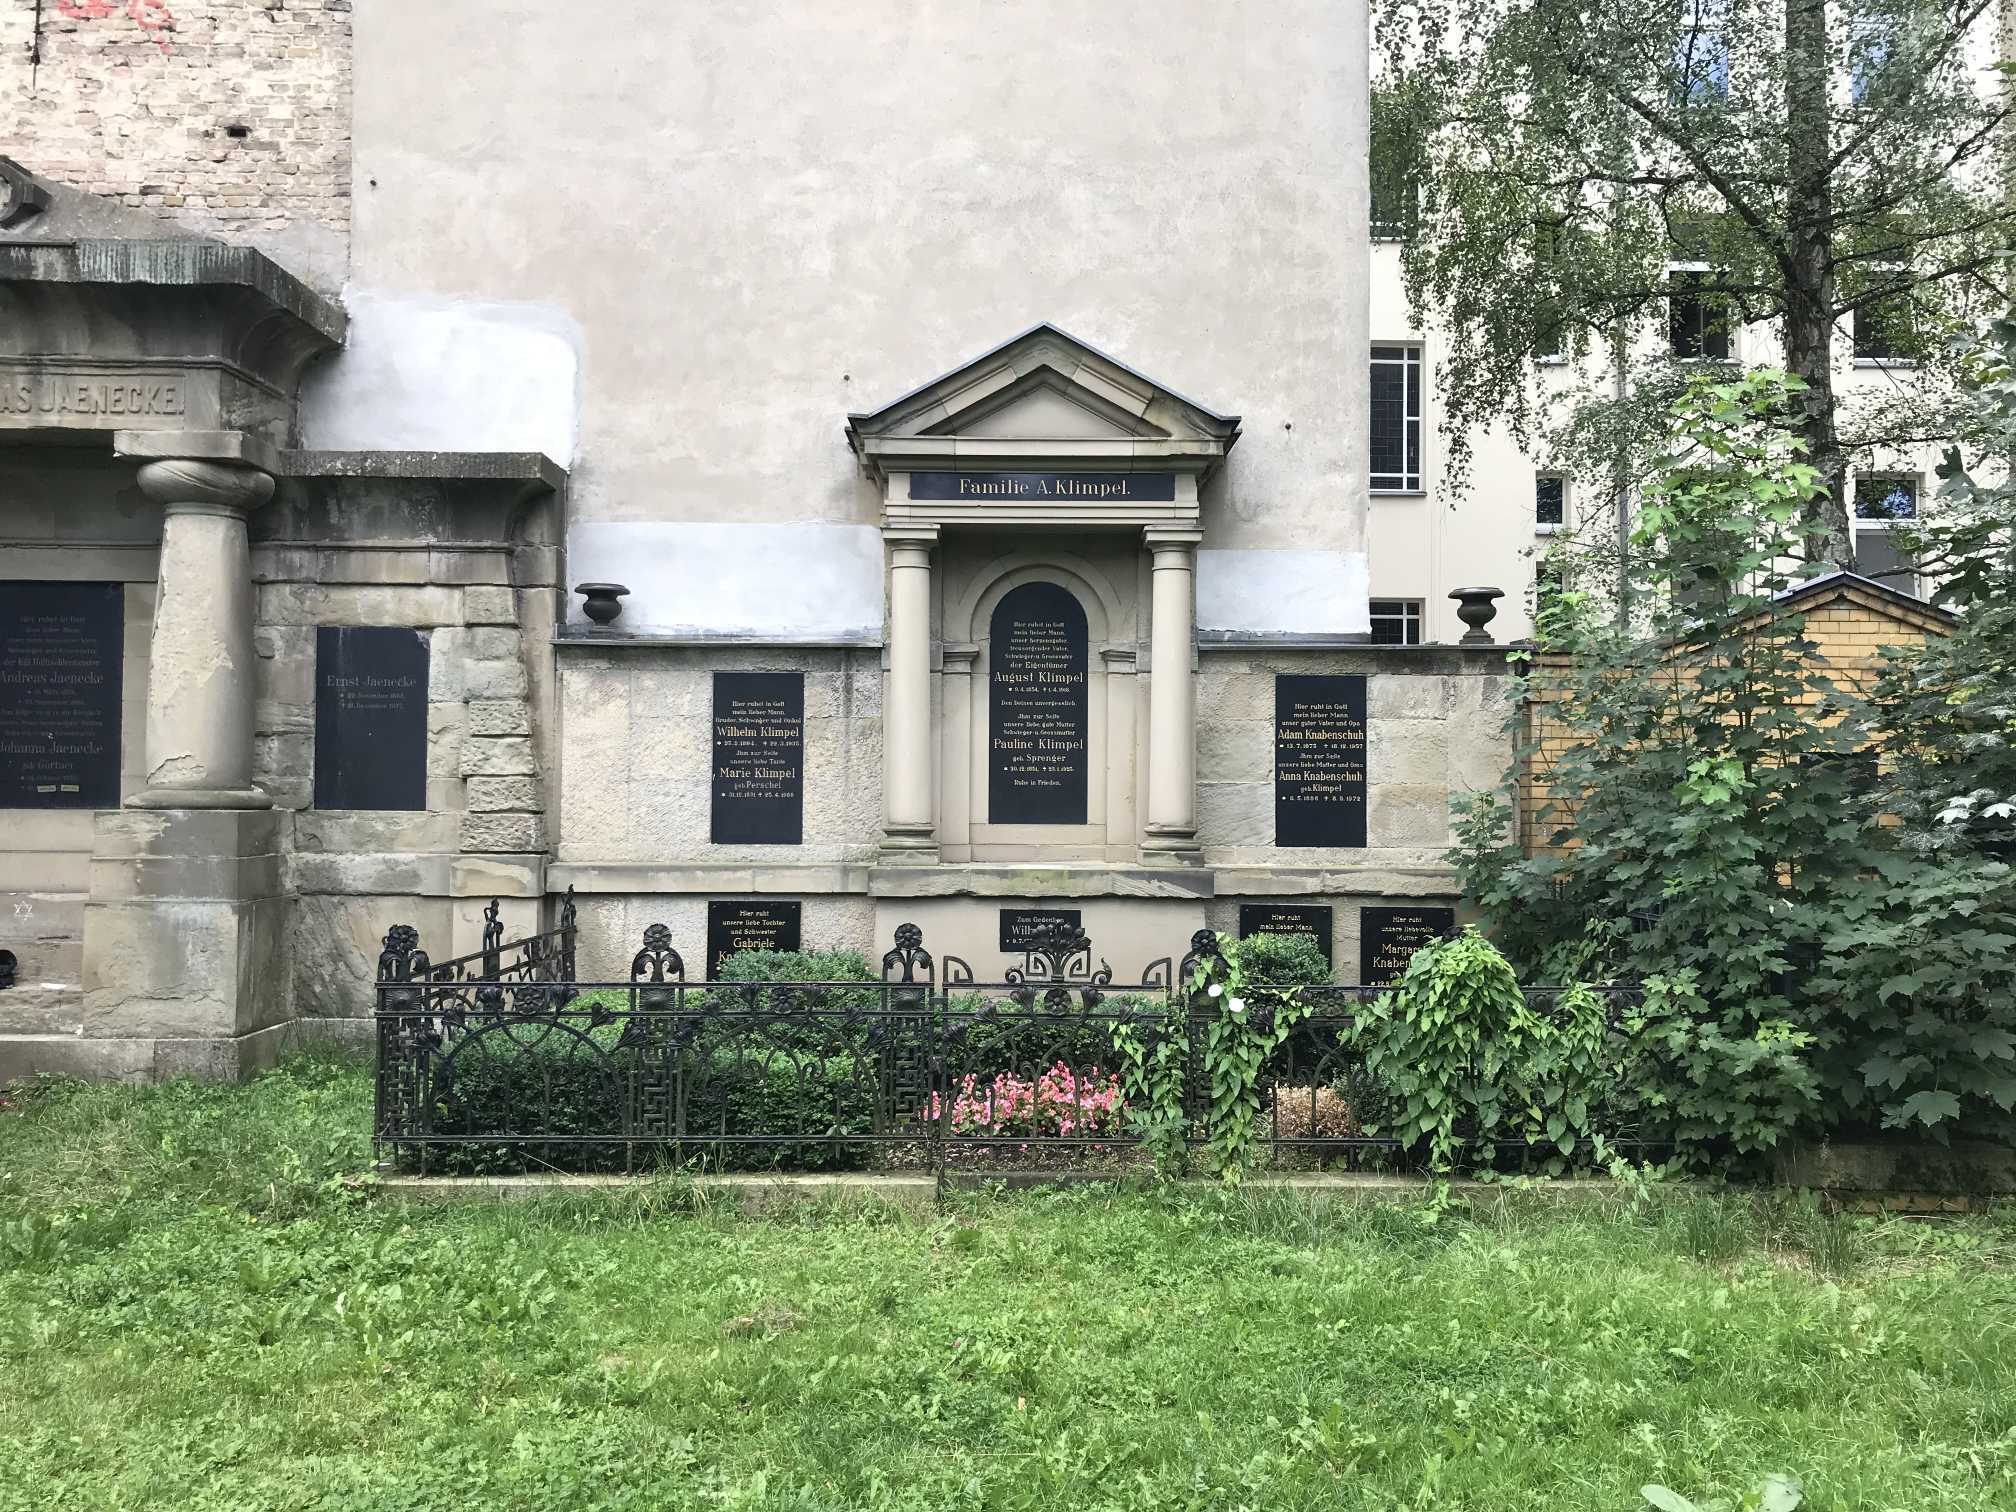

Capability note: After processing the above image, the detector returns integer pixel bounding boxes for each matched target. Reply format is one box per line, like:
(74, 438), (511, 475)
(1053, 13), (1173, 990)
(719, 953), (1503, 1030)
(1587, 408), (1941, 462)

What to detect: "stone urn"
(1449, 586), (1503, 644)
(574, 582), (630, 626)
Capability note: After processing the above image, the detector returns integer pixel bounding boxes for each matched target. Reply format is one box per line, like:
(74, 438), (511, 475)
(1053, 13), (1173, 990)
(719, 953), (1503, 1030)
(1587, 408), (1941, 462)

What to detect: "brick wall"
(0, 1), (350, 259)
(1516, 582), (1954, 856)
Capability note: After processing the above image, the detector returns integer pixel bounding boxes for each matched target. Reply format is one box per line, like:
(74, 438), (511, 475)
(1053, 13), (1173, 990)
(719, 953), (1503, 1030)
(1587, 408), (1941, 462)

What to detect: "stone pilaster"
(129, 457), (275, 810)
(1141, 528), (1202, 863)
(881, 526), (939, 860)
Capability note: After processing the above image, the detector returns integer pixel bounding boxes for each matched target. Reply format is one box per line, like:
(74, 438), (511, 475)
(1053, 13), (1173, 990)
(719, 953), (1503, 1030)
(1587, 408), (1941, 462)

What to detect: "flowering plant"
(927, 1062), (1127, 1139)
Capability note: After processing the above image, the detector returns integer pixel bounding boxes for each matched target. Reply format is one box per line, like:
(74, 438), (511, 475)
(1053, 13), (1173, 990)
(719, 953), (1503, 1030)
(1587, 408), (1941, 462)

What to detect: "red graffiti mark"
(55, 1), (175, 56)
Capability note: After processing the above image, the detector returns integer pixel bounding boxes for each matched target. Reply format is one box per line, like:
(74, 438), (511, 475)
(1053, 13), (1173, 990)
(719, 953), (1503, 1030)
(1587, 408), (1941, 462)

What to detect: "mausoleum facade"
(0, 1), (1509, 1081)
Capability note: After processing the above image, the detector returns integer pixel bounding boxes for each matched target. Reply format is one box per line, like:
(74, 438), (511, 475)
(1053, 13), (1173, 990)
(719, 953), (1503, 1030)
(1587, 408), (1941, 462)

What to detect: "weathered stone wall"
(556, 650), (884, 869)
(1195, 649), (1510, 881)
(0, 0), (352, 288)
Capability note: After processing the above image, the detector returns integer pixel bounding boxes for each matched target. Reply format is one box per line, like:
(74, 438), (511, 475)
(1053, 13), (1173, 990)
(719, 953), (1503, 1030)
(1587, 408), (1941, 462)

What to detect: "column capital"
(1143, 526), (1203, 563)
(882, 524), (941, 545)
(136, 457), (275, 517)
(941, 642), (979, 674)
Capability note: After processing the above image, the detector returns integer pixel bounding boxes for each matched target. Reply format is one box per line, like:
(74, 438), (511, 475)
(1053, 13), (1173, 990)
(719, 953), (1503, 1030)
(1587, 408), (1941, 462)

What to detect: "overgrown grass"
(1, 1058), (2012, 1510)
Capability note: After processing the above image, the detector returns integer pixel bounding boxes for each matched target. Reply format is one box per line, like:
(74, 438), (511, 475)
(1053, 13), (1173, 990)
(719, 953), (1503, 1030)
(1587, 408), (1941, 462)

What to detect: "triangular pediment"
(847, 323), (1240, 448)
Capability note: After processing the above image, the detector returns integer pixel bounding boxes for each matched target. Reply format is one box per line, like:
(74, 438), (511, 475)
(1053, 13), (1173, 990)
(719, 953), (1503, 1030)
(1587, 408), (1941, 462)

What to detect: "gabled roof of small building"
(845, 322), (1241, 449)
(1772, 569), (1957, 633)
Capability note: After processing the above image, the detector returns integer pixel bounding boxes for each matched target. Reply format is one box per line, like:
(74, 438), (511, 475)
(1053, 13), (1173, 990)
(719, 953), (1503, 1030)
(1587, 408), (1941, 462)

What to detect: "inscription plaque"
(0, 581), (123, 808)
(910, 472), (1177, 502)
(706, 900), (802, 977)
(1236, 903), (1335, 969)
(314, 627), (429, 811)
(1274, 674), (1368, 848)
(999, 907), (1083, 953)
(1359, 906), (1457, 986)
(711, 672), (804, 845)
(0, 366), (190, 429)
(988, 581), (1089, 825)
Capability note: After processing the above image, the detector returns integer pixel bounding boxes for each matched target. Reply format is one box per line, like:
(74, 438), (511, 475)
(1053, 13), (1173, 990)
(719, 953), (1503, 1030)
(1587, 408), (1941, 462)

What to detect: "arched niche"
(940, 558), (1134, 861)
(986, 581), (1090, 825)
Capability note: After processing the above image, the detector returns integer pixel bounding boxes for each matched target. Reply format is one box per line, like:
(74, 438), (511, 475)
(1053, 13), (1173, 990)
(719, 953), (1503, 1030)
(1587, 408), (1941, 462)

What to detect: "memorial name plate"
(706, 900), (802, 977)
(1236, 903), (1335, 969)
(314, 627), (429, 811)
(910, 471), (1176, 502)
(0, 581), (123, 808)
(0, 366), (190, 429)
(1274, 674), (1368, 848)
(1359, 906), (1456, 986)
(711, 672), (804, 845)
(989, 581), (1090, 825)
(999, 907), (1083, 953)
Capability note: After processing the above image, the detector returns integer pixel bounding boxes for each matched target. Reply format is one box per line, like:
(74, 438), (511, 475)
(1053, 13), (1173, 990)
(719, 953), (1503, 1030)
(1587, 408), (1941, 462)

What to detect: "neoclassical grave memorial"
(0, 197), (1503, 1082)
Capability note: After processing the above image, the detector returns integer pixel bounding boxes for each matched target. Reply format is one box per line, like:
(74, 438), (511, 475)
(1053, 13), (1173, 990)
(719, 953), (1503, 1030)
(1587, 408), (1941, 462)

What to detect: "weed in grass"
(1663, 1191), (1759, 1263)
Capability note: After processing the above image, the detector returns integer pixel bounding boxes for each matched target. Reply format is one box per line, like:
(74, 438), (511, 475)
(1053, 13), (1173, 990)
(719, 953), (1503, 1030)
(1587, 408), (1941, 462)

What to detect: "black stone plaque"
(706, 899), (803, 977)
(314, 627), (429, 811)
(988, 582), (1090, 825)
(711, 672), (804, 844)
(1359, 906), (1457, 986)
(1237, 903), (1335, 969)
(1274, 674), (1368, 848)
(999, 907), (1083, 953)
(0, 581), (123, 808)
(910, 472), (1176, 502)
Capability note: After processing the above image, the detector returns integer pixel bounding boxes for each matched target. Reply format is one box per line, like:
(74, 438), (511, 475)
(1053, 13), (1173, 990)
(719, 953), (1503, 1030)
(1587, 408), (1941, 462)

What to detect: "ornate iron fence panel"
(373, 911), (1648, 1176)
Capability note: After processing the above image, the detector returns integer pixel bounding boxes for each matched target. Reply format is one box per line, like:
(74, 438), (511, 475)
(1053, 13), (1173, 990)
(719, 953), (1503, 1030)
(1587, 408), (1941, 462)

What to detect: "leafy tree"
(1459, 363), (2016, 1146)
(1375, 0), (2015, 568)
(1454, 370), (1886, 1153)
(1869, 311), (2016, 855)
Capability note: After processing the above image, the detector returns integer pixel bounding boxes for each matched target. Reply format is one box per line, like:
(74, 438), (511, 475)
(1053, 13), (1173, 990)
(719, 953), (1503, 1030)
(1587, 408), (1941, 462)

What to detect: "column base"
(128, 785), (274, 810)
(1138, 826), (1202, 866)
(81, 809), (294, 1051)
(878, 824), (941, 865)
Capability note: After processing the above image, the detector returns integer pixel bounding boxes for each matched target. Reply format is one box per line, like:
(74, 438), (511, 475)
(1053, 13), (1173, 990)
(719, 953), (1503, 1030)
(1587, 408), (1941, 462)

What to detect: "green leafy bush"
(1229, 931), (1333, 988)
(1353, 927), (1613, 1172)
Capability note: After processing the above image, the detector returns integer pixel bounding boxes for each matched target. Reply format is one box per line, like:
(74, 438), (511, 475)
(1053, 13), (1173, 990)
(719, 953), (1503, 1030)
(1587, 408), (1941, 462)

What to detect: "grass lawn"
(1, 1058), (2012, 1511)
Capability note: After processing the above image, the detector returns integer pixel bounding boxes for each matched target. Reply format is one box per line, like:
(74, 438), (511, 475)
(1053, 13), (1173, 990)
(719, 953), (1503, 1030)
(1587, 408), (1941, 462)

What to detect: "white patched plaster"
(1195, 549), (1371, 636)
(299, 289), (581, 463)
(566, 523), (885, 639)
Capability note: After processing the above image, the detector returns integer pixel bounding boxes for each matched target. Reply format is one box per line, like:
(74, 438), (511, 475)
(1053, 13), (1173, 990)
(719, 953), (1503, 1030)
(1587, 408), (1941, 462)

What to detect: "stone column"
(1141, 528), (1202, 862)
(881, 526), (938, 860)
(939, 643), (978, 861)
(129, 458), (276, 809)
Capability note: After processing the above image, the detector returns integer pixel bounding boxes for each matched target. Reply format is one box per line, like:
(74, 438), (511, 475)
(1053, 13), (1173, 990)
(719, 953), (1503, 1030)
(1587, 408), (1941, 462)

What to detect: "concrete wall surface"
(333, 1), (1370, 632)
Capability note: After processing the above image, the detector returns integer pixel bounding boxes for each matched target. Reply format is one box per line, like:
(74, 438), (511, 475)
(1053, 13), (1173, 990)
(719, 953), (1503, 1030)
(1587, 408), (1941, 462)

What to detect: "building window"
(1369, 102), (1421, 240)
(1849, 16), (1896, 105)
(1670, 270), (1731, 359)
(1535, 475), (1566, 529)
(1370, 345), (1423, 492)
(1852, 281), (1914, 363)
(1369, 599), (1424, 645)
(1854, 474), (1921, 596)
(1671, 0), (1730, 104)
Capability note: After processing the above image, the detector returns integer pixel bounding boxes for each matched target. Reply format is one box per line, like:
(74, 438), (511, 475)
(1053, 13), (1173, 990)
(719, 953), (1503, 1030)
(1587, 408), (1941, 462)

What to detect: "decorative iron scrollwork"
(1004, 924), (1111, 1011)
(881, 922), (933, 984)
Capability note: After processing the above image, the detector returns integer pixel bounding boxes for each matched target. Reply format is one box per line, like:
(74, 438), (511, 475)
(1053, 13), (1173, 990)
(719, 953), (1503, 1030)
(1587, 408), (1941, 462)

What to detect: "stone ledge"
(0, 1017), (370, 1086)
(868, 864), (1215, 900)
(1212, 866), (1463, 898)
(1774, 1140), (2016, 1196)
(549, 862), (872, 895)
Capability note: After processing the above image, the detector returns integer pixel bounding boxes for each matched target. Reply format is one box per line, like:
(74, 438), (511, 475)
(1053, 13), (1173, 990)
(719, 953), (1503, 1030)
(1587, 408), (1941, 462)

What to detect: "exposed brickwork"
(1516, 583), (1953, 856)
(0, 0), (351, 245)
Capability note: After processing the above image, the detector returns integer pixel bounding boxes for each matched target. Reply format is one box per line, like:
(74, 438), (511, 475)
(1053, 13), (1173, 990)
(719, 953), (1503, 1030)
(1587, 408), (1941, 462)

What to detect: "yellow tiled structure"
(1516, 573), (1956, 857)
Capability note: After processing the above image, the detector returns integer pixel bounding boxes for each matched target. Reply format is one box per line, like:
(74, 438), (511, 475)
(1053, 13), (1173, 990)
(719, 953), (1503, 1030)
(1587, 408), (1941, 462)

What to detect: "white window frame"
(1370, 344), (1424, 494)
(1534, 473), (1568, 534)
(1368, 598), (1424, 646)
(1852, 473), (1922, 596)
(1669, 263), (1733, 361)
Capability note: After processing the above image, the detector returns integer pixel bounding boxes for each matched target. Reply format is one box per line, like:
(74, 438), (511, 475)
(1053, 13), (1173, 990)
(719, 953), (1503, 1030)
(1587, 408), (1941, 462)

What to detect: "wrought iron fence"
(373, 910), (1645, 1177)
